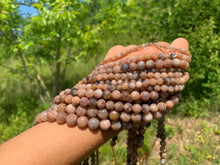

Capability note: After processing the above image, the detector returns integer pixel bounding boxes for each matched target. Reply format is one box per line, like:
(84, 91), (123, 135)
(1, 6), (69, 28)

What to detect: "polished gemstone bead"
(79, 97), (89, 107)
(146, 60), (154, 69)
(166, 100), (174, 109)
(88, 118), (100, 130)
(143, 113), (153, 122)
(97, 99), (106, 109)
(54, 95), (60, 104)
(94, 89), (103, 99)
(100, 119), (111, 130)
(106, 101), (115, 110)
(47, 110), (57, 122)
(109, 110), (120, 121)
(154, 111), (162, 120)
(158, 102), (166, 112)
(150, 103), (158, 113)
(77, 116), (88, 128)
(131, 91), (141, 101)
(111, 121), (121, 131)
(115, 102), (123, 111)
(59, 94), (66, 103)
(87, 108), (98, 118)
(137, 61), (145, 70)
(121, 91), (130, 101)
(142, 104), (150, 114)
(131, 113), (142, 123)
(72, 96), (80, 106)
(150, 91), (159, 100)
(111, 90), (121, 100)
(57, 103), (66, 112)
(121, 63), (129, 72)
(76, 106), (87, 116)
(77, 88), (86, 97)
(132, 104), (142, 114)
(66, 114), (77, 126)
(103, 90), (111, 100)
(64, 95), (73, 104)
(56, 112), (67, 124)
(129, 62), (137, 71)
(120, 112), (131, 122)
(70, 88), (78, 96)
(66, 104), (76, 114)
(88, 98), (97, 107)
(124, 103), (133, 113)
(85, 89), (94, 98)
(173, 59), (181, 67)
(40, 111), (48, 122)
(97, 109), (108, 119)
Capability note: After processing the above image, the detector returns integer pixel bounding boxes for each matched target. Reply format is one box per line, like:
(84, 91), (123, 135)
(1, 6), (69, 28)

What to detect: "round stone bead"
(120, 112), (131, 122)
(164, 59), (172, 68)
(111, 121), (121, 131)
(88, 118), (100, 130)
(113, 65), (121, 73)
(64, 95), (73, 104)
(72, 96), (80, 106)
(47, 110), (57, 122)
(109, 111), (120, 120)
(97, 109), (108, 119)
(146, 60), (154, 69)
(57, 103), (67, 112)
(155, 59), (164, 69)
(100, 119), (111, 130)
(137, 61), (145, 70)
(97, 99), (106, 109)
(56, 112), (67, 124)
(166, 100), (174, 109)
(124, 103), (133, 113)
(86, 89), (94, 98)
(103, 90), (111, 100)
(111, 90), (121, 100)
(121, 91), (130, 101)
(76, 106), (87, 116)
(88, 98), (97, 107)
(94, 89), (103, 99)
(54, 95), (60, 104)
(141, 91), (150, 101)
(131, 114), (142, 123)
(77, 116), (88, 128)
(150, 91), (159, 100)
(140, 72), (147, 80)
(142, 104), (150, 114)
(40, 111), (48, 122)
(158, 102), (166, 112)
(151, 53), (158, 61)
(106, 101), (115, 110)
(77, 88), (86, 97)
(79, 97), (89, 107)
(150, 104), (158, 113)
(35, 113), (41, 123)
(154, 111), (162, 120)
(59, 94), (66, 103)
(66, 104), (76, 114)
(87, 108), (98, 118)
(66, 114), (77, 126)
(173, 59), (181, 67)
(132, 104), (142, 114)
(129, 62), (137, 71)
(171, 53), (177, 59)
(131, 91), (141, 101)
(115, 102), (123, 111)
(143, 113), (153, 122)
(70, 88), (78, 96)
(121, 63), (129, 72)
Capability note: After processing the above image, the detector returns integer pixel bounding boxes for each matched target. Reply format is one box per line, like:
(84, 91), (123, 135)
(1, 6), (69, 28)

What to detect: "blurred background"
(0, 0), (219, 164)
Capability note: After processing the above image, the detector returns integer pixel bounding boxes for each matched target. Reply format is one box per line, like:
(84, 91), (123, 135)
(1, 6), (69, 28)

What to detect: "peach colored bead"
(115, 102), (123, 111)
(109, 111), (120, 120)
(57, 103), (66, 112)
(164, 59), (172, 68)
(76, 106), (87, 116)
(88, 118), (100, 130)
(111, 121), (121, 131)
(94, 89), (103, 99)
(64, 88), (71, 95)
(143, 113), (153, 122)
(40, 111), (48, 122)
(100, 119), (111, 130)
(64, 95), (73, 104)
(142, 104), (150, 114)
(54, 95), (60, 104)
(66, 114), (77, 126)
(124, 103), (133, 113)
(120, 112), (131, 122)
(150, 103), (158, 113)
(150, 91), (159, 100)
(97, 99), (106, 109)
(158, 102), (166, 112)
(151, 53), (158, 61)
(72, 96), (80, 106)
(132, 104), (142, 114)
(154, 111), (162, 120)
(155, 59), (164, 69)
(149, 78), (156, 86)
(131, 113), (142, 123)
(166, 100), (174, 109)
(141, 91), (150, 101)
(86, 89), (94, 98)
(106, 101), (115, 110)
(131, 91), (140, 101)
(87, 108), (98, 118)
(56, 112), (67, 124)
(97, 109), (108, 119)
(136, 81), (142, 88)
(59, 94), (65, 103)
(47, 110), (57, 122)
(79, 97), (89, 107)
(113, 65), (121, 73)
(66, 104), (76, 114)
(111, 90), (121, 100)
(146, 60), (154, 69)
(122, 82), (129, 90)
(77, 88), (86, 98)
(77, 116), (88, 128)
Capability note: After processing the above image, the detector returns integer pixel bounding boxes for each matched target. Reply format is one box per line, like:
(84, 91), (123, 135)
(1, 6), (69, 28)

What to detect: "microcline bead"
(100, 119), (111, 130)
(64, 95), (73, 104)
(87, 108), (98, 118)
(66, 114), (77, 126)
(66, 104), (76, 114)
(76, 106), (87, 116)
(111, 121), (121, 131)
(88, 118), (100, 130)
(94, 89), (103, 99)
(77, 116), (88, 128)
(56, 112), (67, 124)
(109, 110), (120, 120)
(47, 110), (57, 122)
(57, 103), (66, 112)
(143, 113), (153, 122)
(97, 109), (108, 119)
(137, 61), (145, 70)
(120, 112), (131, 122)
(121, 63), (129, 72)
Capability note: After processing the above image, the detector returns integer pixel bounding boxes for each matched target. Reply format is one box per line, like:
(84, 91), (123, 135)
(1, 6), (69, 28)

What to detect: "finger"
(104, 45), (126, 60)
(169, 38), (189, 51)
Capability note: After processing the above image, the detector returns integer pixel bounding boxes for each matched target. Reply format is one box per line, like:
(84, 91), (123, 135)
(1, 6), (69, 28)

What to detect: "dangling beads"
(157, 117), (167, 165)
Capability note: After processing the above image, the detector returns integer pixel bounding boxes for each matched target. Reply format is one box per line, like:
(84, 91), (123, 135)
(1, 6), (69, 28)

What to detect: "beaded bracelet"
(34, 42), (191, 165)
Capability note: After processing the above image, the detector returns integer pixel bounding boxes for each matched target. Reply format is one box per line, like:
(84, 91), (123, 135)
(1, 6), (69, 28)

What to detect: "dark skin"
(0, 38), (189, 165)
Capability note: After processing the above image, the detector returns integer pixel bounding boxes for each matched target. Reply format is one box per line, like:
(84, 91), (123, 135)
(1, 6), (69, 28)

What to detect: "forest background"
(0, 0), (220, 164)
